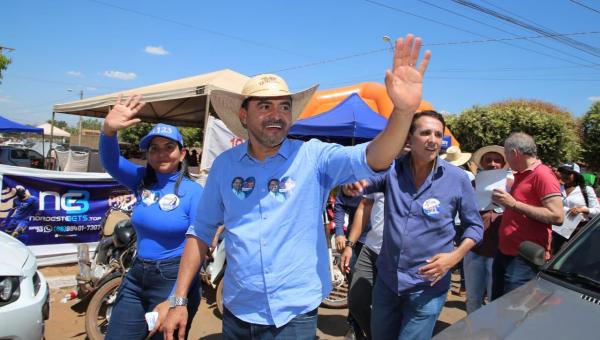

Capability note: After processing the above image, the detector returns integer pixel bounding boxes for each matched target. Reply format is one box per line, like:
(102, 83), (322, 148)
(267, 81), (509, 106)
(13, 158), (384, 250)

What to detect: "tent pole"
(49, 111), (55, 153)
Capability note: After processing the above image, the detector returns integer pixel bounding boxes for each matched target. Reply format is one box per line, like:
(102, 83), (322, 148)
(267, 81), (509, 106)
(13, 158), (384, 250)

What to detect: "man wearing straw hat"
(161, 34), (432, 339)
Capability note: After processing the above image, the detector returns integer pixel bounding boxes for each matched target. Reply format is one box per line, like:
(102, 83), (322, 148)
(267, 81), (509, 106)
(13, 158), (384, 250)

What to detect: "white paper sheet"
(475, 169), (508, 211)
(553, 208), (584, 239)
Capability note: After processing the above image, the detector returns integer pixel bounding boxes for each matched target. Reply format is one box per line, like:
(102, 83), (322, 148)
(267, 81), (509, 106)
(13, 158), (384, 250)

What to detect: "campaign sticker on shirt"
(141, 190), (159, 206)
(231, 176), (254, 200)
(422, 198), (441, 216)
(159, 194), (180, 211)
(267, 178), (285, 202)
(279, 176), (296, 193)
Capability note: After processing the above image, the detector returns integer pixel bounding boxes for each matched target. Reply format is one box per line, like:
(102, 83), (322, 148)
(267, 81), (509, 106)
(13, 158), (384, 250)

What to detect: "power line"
(86, 0), (310, 58)
(569, 0), (600, 15)
(450, 0), (600, 58)
(417, 0), (599, 66)
(266, 31), (600, 74)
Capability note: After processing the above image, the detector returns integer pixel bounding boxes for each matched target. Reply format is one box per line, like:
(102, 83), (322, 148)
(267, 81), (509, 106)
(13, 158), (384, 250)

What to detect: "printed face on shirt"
(481, 152), (506, 170)
(408, 116), (443, 163)
(239, 97), (292, 149)
(232, 177), (244, 192)
(147, 137), (185, 174)
(268, 179), (280, 193)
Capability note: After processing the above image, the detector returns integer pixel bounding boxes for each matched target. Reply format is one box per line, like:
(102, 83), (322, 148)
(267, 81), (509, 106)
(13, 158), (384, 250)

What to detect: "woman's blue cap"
(139, 123), (184, 150)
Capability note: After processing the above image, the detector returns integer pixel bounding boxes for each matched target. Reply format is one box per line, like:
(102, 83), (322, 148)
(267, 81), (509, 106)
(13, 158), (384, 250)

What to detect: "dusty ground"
(41, 265), (466, 340)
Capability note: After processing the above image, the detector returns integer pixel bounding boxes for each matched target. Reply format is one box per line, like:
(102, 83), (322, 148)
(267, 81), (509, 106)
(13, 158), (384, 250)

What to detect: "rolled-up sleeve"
(458, 173), (484, 244)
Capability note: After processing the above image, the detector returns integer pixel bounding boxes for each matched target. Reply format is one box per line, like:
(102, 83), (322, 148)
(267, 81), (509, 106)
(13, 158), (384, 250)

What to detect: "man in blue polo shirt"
(162, 34), (433, 340)
(363, 110), (483, 340)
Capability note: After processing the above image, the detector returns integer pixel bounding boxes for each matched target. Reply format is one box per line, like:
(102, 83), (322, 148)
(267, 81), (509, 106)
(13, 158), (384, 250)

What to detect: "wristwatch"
(345, 240), (355, 248)
(168, 295), (188, 308)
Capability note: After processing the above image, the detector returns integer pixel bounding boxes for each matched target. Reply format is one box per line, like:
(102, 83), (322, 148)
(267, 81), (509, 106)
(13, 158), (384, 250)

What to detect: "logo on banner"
(39, 190), (90, 214)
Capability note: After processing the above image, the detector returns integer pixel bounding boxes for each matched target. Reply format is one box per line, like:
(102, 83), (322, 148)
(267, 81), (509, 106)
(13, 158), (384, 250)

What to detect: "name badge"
(422, 198), (441, 216)
(159, 194), (180, 211)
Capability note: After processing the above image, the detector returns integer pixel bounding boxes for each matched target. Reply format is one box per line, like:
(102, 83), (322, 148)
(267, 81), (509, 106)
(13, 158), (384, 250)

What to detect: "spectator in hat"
(463, 145), (512, 313)
(162, 34), (434, 339)
(552, 162), (600, 253)
(100, 96), (204, 340)
(491, 132), (563, 300)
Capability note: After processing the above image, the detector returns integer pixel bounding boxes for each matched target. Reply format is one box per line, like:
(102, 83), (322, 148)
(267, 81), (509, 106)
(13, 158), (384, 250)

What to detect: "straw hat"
(441, 146), (472, 166)
(210, 74), (318, 139)
(472, 145), (507, 169)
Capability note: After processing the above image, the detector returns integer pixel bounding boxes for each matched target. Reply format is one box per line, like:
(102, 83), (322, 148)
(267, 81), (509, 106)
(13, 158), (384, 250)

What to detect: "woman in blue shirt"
(100, 94), (203, 340)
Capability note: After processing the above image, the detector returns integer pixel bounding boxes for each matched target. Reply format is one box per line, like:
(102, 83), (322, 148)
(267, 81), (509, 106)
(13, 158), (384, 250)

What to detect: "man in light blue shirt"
(162, 34), (433, 340)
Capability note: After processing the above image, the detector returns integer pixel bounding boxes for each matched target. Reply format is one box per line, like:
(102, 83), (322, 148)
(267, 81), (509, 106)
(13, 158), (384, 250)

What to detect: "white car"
(0, 232), (49, 340)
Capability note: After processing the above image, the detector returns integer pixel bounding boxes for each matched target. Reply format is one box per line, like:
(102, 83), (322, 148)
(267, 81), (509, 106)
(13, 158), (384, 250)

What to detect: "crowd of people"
(95, 33), (598, 340)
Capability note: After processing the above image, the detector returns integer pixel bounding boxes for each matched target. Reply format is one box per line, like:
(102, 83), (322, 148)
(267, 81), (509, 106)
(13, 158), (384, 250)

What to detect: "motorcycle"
(71, 205), (136, 340)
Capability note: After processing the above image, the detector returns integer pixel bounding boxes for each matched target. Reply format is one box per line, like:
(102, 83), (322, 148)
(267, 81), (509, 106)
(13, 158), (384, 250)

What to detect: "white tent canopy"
(52, 69), (249, 128)
(36, 123), (71, 137)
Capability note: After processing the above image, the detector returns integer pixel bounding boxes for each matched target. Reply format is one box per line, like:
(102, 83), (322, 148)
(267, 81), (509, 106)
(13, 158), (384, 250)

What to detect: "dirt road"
(43, 265), (466, 339)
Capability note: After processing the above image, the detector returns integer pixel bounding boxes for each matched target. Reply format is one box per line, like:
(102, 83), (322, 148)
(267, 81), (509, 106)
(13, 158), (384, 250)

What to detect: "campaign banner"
(1, 174), (134, 246)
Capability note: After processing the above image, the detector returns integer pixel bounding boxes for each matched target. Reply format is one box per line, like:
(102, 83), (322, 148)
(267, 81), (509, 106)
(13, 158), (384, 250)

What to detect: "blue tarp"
(289, 93), (387, 144)
(0, 116), (43, 134)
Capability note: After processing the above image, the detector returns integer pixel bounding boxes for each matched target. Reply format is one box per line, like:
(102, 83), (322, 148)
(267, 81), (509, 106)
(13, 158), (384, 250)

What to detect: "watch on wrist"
(168, 295), (188, 308)
(345, 240), (355, 248)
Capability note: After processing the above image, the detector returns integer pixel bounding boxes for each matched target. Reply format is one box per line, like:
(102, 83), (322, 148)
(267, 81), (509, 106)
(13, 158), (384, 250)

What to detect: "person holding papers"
(464, 145), (511, 313)
(552, 163), (600, 253)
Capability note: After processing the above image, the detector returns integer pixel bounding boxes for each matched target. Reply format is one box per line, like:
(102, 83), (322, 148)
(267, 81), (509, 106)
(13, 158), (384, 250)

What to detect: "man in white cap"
(162, 34), (431, 339)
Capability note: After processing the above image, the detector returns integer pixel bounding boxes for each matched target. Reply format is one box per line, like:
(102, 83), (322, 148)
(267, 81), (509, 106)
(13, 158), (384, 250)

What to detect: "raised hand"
(385, 34), (431, 114)
(102, 93), (145, 136)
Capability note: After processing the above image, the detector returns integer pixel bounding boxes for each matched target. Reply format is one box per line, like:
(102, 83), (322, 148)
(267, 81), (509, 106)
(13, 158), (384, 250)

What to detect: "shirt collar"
(237, 138), (292, 161)
(517, 159), (542, 174)
(399, 153), (446, 177)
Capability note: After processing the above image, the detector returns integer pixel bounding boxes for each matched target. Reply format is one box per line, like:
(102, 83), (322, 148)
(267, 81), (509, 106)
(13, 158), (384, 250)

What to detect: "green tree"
(81, 118), (102, 130)
(46, 119), (69, 130)
(0, 54), (10, 83)
(447, 99), (580, 166)
(580, 101), (600, 171)
(119, 122), (153, 145)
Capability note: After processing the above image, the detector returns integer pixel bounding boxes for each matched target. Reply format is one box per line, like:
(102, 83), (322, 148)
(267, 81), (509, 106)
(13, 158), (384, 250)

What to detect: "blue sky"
(1, 0), (599, 127)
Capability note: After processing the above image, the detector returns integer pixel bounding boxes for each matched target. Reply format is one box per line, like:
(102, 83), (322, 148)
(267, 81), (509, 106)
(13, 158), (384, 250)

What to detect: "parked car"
(0, 232), (49, 339)
(0, 146), (44, 168)
(434, 216), (600, 340)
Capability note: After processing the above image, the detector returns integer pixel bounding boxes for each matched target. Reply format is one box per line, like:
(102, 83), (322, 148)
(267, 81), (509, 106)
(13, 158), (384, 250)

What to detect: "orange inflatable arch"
(299, 82), (459, 147)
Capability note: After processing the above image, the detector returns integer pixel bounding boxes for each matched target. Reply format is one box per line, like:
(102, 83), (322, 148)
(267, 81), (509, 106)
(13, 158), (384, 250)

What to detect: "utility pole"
(78, 90), (83, 145)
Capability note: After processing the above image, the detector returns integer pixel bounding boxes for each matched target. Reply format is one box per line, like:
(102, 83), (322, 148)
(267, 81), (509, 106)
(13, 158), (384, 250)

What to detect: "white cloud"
(144, 46), (170, 55)
(66, 70), (82, 77)
(588, 96), (600, 102)
(0, 95), (10, 103)
(103, 70), (137, 80)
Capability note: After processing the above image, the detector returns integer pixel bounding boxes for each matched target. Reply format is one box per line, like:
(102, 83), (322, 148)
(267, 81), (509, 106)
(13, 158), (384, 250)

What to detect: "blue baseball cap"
(139, 123), (184, 150)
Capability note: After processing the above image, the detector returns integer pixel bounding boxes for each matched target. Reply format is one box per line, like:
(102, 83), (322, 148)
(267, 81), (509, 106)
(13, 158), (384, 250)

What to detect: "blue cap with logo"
(139, 123), (184, 150)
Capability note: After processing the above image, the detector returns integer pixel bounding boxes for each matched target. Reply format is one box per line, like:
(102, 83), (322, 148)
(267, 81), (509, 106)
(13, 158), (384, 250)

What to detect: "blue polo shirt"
(368, 154), (483, 295)
(188, 138), (382, 326)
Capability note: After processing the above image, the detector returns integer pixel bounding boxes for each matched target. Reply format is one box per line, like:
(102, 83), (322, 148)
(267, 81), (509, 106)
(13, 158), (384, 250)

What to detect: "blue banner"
(0, 175), (134, 246)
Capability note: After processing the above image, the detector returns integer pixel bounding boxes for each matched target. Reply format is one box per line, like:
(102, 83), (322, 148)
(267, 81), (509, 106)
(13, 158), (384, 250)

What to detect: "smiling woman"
(98, 95), (204, 339)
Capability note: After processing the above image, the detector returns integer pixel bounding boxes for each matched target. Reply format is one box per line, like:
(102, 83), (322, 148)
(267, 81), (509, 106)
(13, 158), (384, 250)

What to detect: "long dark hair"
(559, 168), (589, 207)
(139, 147), (190, 197)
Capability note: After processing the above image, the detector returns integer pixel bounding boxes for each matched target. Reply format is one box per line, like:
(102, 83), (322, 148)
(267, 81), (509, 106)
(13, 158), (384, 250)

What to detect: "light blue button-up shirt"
(188, 138), (381, 326)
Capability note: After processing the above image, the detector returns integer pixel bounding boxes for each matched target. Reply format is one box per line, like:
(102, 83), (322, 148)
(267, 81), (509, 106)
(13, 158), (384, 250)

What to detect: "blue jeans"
(222, 307), (318, 340)
(371, 279), (447, 340)
(106, 256), (201, 340)
(463, 251), (493, 314)
(491, 251), (536, 300)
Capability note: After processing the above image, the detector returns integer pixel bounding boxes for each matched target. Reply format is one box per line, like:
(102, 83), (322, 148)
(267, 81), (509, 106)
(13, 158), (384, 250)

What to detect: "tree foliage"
(47, 119), (69, 130)
(446, 99), (580, 166)
(0, 54), (10, 83)
(580, 101), (600, 171)
(118, 123), (203, 149)
(81, 118), (102, 130)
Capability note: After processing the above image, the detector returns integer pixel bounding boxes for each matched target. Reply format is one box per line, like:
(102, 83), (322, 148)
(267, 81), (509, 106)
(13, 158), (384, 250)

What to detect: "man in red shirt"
(490, 132), (563, 300)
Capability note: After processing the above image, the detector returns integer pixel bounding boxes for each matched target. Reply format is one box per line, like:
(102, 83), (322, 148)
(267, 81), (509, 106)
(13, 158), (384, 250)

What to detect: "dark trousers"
(222, 307), (318, 340)
(106, 256), (201, 340)
(491, 251), (536, 301)
(348, 245), (378, 339)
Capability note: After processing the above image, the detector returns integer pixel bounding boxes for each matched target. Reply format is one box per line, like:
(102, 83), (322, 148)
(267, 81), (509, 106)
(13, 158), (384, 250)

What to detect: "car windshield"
(549, 218), (600, 283)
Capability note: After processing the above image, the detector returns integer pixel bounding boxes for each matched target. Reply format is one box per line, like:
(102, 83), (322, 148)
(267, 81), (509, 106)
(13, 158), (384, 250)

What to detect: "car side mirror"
(518, 241), (545, 269)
